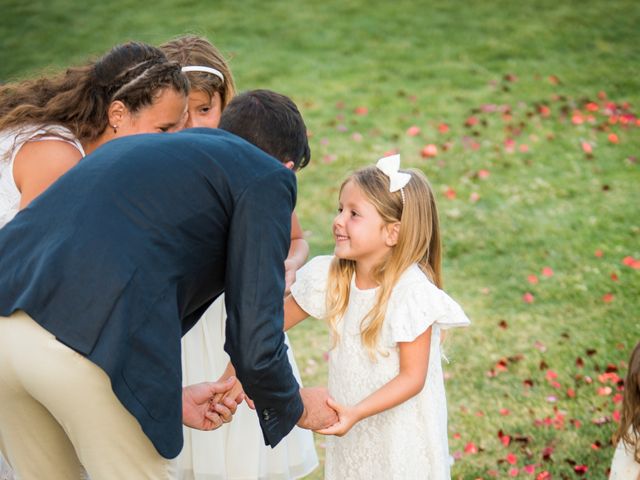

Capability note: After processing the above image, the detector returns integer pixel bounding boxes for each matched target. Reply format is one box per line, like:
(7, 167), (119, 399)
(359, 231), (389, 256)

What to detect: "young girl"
(161, 37), (318, 480)
(286, 154), (470, 479)
(610, 341), (640, 479)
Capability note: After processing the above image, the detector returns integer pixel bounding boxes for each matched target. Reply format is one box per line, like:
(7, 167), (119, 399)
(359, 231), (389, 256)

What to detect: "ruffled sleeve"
(387, 267), (470, 343)
(289, 255), (333, 319)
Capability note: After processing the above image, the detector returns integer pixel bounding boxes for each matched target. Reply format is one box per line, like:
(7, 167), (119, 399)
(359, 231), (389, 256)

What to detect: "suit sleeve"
(223, 166), (304, 447)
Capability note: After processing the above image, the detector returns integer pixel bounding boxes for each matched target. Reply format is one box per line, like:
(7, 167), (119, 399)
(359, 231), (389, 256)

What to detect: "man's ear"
(283, 161), (295, 170)
(107, 100), (128, 129)
(385, 222), (400, 247)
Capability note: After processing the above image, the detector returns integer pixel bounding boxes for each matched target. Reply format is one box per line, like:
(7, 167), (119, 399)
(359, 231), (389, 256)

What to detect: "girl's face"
(184, 89), (223, 128)
(117, 88), (187, 135)
(333, 180), (394, 267)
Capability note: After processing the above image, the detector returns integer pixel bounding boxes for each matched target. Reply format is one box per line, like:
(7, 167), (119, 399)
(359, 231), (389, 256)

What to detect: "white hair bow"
(376, 154), (411, 193)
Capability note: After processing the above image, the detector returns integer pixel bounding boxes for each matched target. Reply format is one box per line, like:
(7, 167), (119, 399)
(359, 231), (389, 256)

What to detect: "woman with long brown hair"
(0, 41), (189, 228)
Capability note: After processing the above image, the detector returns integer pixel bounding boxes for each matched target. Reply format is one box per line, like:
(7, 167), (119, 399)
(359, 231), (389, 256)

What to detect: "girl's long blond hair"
(325, 165), (441, 358)
(614, 341), (640, 462)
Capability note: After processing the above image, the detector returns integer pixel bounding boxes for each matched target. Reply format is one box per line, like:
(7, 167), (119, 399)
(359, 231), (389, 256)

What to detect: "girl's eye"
(199, 107), (211, 114)
(158, 127), (169, 133)
(350, 210), (358, 217)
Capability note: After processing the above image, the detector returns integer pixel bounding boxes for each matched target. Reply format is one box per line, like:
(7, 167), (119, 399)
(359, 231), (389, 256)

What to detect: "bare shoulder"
(14, 140), (83, 207)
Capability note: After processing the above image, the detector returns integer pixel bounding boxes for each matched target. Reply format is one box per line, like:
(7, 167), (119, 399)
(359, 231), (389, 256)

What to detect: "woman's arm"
(14, 140), (83, 209)
(316, 326), (432, 436)
(285, 211), (309, 292)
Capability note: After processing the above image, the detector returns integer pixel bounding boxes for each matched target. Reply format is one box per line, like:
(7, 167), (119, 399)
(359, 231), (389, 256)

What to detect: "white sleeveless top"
(0, 125), (84, 228)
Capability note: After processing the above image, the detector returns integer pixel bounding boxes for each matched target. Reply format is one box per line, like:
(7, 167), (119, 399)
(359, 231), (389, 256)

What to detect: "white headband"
(376, 154), (411, 205)
(181, 65), (225, 82)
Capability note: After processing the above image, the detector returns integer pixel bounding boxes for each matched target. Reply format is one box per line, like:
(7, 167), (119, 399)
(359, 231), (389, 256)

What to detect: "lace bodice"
(290, 255), (470, 480)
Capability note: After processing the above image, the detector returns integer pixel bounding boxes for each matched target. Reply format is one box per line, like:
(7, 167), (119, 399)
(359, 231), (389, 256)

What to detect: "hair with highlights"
(161, 35), (235, 110)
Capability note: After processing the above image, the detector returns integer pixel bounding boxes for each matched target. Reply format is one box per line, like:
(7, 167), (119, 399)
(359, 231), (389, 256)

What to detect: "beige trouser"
(0, 311), (176, 480)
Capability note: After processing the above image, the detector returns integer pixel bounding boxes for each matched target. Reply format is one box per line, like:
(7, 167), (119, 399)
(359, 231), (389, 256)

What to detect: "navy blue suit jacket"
(0, 128), (304, 458)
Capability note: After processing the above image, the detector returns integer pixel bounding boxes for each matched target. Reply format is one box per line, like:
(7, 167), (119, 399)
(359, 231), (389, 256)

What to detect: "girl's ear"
(385, 222), (401, 247)
(283, 160), (295, 170)
(107, 100), (128, 131)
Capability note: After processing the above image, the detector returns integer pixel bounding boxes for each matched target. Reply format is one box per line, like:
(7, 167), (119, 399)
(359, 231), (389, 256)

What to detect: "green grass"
(3, 1), (639, 478)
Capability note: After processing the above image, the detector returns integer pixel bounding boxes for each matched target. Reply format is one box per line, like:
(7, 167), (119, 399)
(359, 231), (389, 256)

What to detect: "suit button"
(262, 409), (270, 420)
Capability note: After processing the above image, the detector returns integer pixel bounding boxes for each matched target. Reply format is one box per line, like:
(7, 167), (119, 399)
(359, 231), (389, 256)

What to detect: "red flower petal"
(523, 292), (534, 303)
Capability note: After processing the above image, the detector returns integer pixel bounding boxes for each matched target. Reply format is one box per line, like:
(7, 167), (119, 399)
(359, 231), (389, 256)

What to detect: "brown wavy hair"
(326, 166), (441, 358)
(161, 35), (236, 109)
(0, 41), (189, 147)
(614, 341), (640, 462)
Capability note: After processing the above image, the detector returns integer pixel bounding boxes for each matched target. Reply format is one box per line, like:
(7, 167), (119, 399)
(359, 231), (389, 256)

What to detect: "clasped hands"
(182, 374), (356, 436)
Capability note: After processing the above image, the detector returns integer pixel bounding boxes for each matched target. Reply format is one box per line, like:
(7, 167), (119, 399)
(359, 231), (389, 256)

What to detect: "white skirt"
(177, 296), (318, 480)
(0, 457), (14, 480)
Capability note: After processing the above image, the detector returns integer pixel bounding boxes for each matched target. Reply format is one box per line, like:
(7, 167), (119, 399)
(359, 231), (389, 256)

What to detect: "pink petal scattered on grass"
(421, 144), (438, 158)
(506, 453), (518, 465)
(594, 249), (604, 257)
(444, 186), (456, 199)
(464, 442), (478, 454)
(523, 464), (536, 474)
(608, 133), (619, 143)
(602, 293), (614, 303)
(528, 274), (539, 284)
(406, 125), (421, 136)
(469, 192), (480, 203)
(438, 123), (450, 134)
(574, 465), (588, 475)
(572, 113), (584, 125)
(541, 267), (554, 277)
(354, 106), (368, 116)
(509, 468), (519, 477)
(523, 292), (534, 303)
(478, 169), (490, 179)
(581, 141), (593, 154)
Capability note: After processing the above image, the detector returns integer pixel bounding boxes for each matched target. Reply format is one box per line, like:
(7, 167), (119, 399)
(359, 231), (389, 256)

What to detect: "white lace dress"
(609, 438), (640, 479)
(178, 295), (318, 480)
(0, 125), (84, 228)
(290, 256), (470, 480)
(0, 125), (84, 480)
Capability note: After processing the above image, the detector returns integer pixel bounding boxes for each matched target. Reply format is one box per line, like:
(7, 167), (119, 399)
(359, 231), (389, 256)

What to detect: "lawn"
(2, 0), (639, 478)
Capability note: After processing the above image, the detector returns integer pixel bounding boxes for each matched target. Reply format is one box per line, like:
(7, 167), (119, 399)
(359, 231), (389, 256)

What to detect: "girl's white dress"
(178, 295), (318, 480)
(0, 125), (84, 480)
(609, 438), (640, 479)
(290, 256), (470, 480)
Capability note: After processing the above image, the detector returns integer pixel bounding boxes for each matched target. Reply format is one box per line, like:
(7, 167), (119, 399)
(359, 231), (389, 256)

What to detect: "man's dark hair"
(219, 89), (311, 170)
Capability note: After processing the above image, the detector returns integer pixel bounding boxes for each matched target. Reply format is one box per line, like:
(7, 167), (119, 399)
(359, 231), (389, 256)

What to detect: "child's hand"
(314, 397), (359, 437)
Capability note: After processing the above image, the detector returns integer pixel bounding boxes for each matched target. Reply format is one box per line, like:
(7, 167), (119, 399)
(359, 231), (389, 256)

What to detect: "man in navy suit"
(0, 90), (336, 479)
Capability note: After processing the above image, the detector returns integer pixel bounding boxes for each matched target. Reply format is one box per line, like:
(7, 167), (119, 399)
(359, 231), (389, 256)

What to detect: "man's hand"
(182, 378), (242, 430)
(296, 387), (339, 430)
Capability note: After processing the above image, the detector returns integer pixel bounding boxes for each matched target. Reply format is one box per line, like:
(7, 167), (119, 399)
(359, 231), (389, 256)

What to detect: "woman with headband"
(161, 35), (318, 480)
(0, 41), (189, 229)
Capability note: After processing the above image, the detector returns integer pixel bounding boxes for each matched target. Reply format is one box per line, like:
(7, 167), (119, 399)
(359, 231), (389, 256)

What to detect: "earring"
(112, 125), (118, 134)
